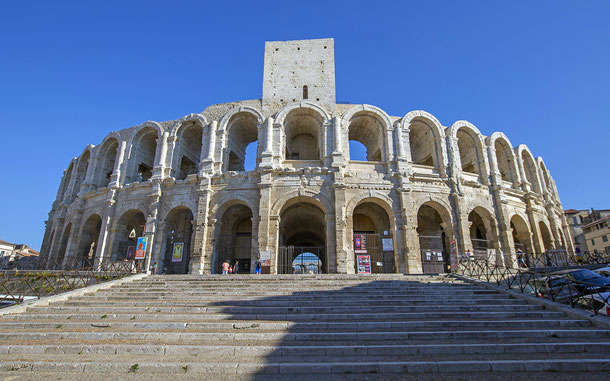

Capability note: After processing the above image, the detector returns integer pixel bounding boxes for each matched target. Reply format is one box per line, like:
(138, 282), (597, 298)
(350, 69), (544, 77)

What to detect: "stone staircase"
(0, 274), (609, 378)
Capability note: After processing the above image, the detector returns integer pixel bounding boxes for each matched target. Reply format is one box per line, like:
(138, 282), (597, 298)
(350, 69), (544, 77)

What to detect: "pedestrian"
(151, 261), (158, 274)
(221, 259), (230, 275)
(233, 260), (239, 274)
(516, 250), (525, 268)
(255, 258), (261, 274)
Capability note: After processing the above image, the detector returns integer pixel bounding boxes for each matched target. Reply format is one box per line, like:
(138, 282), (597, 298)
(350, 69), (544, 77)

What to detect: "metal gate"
(420, 235), (449, 273)
(353, 233), (395, 274)
(216, 234), (252, 273)
(278, 246), (324, 274)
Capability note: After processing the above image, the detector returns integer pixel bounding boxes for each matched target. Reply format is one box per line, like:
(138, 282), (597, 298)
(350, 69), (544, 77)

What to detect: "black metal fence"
(456, 258), (610, 316)
(1, 258), (138, 307)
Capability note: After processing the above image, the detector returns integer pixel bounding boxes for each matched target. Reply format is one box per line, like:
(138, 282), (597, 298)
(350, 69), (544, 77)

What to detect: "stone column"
(81, 156), (97, 194)
(207, 121), (218, 161)
(109, 141), (127, 188)
(61, 206), (85, 269)
(62, 162), (79, 204)
(94, 191), (118, 268)
(190, 178), (212, 274)
(47, 217), (66, 269)
(153, 132), (169, 180)
(333, 175), (348, 273)
(165, 135), (178, 178)
(260, 118), (274, 168)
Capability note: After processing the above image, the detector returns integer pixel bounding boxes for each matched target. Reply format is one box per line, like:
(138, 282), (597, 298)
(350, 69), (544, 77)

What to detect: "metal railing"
(456, 258), (610, 316)
(1, 257), (140, 307)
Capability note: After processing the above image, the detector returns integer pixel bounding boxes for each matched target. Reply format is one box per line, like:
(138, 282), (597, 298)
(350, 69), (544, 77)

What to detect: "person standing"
(233, 260), (239, 275)
(255, 258), (262, 274)
(151, 262), (158, 274)
(221, 259), (230, 275)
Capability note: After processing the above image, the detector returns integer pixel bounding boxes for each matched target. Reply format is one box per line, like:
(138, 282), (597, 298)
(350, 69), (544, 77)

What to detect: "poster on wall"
(260, 251), (271, 266)
(382, 238), (393, 251)
(450, 239), (458, 272)
(126, 246), (136, 260)
(135, 237), (148, 259)
(357, 255), (371, 274)
(172, 242), (184, 262)
(354, 234), (367, 253)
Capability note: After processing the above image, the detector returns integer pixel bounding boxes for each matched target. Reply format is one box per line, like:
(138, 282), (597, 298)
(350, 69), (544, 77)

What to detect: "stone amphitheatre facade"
(39, 38), (573, 275)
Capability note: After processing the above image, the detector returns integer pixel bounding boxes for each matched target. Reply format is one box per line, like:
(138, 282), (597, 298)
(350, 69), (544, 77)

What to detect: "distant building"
(0, 240), (15, 260)
(0, 240), (39, 269)
(565, 209), (610, 254)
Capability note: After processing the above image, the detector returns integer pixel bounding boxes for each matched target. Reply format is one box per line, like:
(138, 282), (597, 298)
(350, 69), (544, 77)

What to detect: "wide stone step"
(4, 342), (610, 357)
(2, 329), (607, 344)
(1, 358), (609, 374)
(0, 318), (591, 332)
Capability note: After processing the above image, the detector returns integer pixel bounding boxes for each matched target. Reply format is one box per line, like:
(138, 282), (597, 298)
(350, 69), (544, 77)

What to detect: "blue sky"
(1, 1), (609, 250)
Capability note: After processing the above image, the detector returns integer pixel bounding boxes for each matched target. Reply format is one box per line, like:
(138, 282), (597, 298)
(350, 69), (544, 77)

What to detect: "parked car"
(573, 292), (610, 316)
(563, 269), (610, 294)
(593, 265), (610, 278)
(525, 274), (577, 304)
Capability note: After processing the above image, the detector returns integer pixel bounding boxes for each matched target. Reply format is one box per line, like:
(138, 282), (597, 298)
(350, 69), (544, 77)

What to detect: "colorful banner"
(135, 237), (147, 259)
(354, 234), (367, 253)
(357, 255), (371, 274)
(172, 242), (184, 262)
(260, 251), (271, 266)
(126, 246), (135, 260)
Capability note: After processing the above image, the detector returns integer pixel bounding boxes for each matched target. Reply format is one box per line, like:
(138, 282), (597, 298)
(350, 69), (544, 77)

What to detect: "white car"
(593, 265), (610, 278)
(574, 291), (610, 316)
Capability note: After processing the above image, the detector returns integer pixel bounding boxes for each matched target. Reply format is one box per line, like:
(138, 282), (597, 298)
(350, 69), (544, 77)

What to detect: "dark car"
(564, 269), (610, 294)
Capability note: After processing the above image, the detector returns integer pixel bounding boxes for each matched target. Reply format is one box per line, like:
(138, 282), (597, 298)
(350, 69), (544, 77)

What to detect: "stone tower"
(262, 38), (336, 113)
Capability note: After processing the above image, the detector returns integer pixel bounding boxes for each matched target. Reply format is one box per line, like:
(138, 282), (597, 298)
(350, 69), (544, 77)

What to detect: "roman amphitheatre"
(39, 38), (571, 275)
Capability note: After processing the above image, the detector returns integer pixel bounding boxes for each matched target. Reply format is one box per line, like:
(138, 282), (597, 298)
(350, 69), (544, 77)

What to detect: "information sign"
(354, 234), (367, 253)
(357, 255), (371, 274)
(172, 242), (184, 262)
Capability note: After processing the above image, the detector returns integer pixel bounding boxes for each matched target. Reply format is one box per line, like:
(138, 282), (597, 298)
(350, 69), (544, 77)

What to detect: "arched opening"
(56, 223), (72, 269)
(75, 214), (102, 268)
(352, 201), (395, 274)
(456, 128), (483, 176)
(127, 127), (158, 184)
(214, 203), (253, 274)
(468, 210), (488, 258)
(225, 112), (259, 172)
(538, 221), (554, 253)
(347, 112), (385, 162)
(510, 215), (533, 255)
(417, 203), (451, 273)
(162, 207), (194, 274)
(278, 200), (326, 274)
(409, 119), (440, 168)
(111, 209), (146, 262)
(521, 151), (540, 193)
(494, 138), (517, 185)
(283, 108), (323, 161)
(292, 252), (322, 274)
(94, 138), (118, 188)
(302, 85), (308, 100)
(59, 163), (74, 202)
(173, 120), (203, 180)
(348, 140), (367, 161)
(73, 151), (90, 195)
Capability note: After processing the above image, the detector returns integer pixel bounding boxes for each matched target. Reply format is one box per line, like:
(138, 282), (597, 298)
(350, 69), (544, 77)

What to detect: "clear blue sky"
(1, 1), (609, 250)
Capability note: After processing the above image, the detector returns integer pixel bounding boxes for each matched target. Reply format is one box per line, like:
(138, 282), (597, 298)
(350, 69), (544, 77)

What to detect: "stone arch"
(517, 145), (541, 194)
(537, 157), (553, 195)
(161, 206), (195, 274)
(401, 111), (447, 170)
(171, 118), (204, 180)
(93, 136), (119, 189)
(109, 209), (147, 261)
(487, 132), (520, 186)
(449, 121), (489, 180)
(212, 201), (255, 274)
(416, 200), (453, 273)
(72, 147), (93, 196)
(276, 103), (330, 162)
(277, 196), (328, 273)
(510, 213), (534, 255)
(220, 109), (262, 172)
(125, 124), (161, 184)
(75, 213), (102, 268)
(210, 192), (258, 220)
(342, 105), (392, 162)
(350, 196), (397, 274)
(59, 160), (76, 203)
(170, 114), (208, 136)
(56, 222), (72, 269)
(467, 205), (501, 259)
(270, 189), (331, 218)
(538, 220), (554, 252)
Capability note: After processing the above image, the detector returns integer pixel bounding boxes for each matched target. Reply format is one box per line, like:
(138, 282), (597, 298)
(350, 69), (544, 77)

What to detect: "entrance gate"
(278, 246), (324, 274)
(419, 235), (449, 273)
(353, 233), (395, 274)
(216, 234), (252, 273)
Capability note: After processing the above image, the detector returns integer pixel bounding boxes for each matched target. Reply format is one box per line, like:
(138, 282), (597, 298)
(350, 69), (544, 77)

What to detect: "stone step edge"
(3, 342), (610, 355)
(1, 359), (609, 373)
